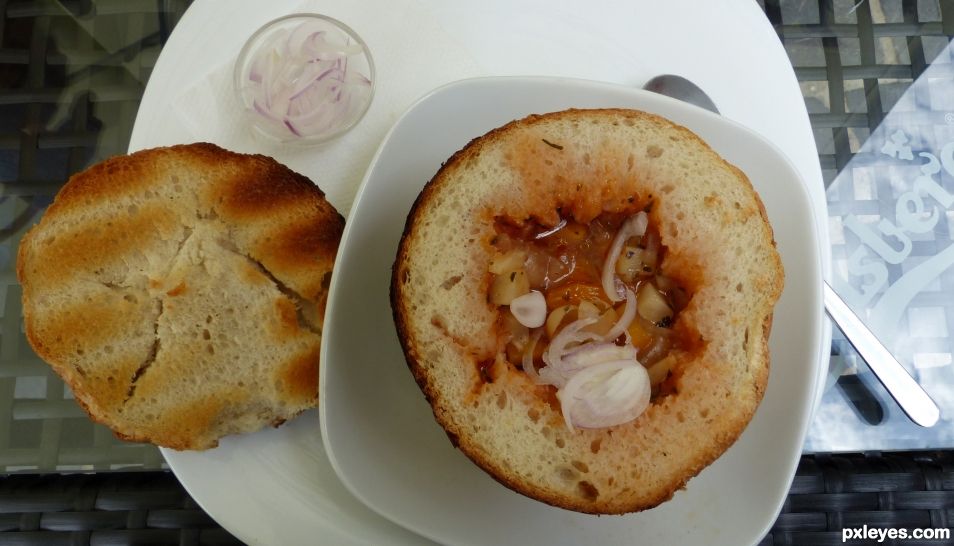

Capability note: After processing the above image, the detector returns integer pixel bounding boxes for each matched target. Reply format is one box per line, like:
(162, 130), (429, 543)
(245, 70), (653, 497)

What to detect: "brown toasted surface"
(392, 109), (783, 514)
(17, 143), (344, 450)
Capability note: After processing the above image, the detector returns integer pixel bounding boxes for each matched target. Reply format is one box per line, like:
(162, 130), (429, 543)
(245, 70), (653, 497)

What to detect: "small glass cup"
(234, 13), (375, 145)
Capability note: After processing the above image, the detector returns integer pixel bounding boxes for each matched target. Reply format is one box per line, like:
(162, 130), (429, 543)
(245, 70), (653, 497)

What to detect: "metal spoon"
(643, 74), (940, 427)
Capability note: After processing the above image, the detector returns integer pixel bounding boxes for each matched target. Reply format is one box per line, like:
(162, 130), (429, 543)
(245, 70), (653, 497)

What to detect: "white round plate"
(320, 76), (826, 546)
(128, 1), (830, 544)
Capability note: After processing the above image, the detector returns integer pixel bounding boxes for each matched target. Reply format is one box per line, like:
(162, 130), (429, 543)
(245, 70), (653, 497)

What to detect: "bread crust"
(392, 109), (783, 514)
(17, 143), (344, 450)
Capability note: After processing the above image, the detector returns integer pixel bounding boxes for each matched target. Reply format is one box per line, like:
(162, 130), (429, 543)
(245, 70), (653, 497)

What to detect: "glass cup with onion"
(234, 13), (375, 145)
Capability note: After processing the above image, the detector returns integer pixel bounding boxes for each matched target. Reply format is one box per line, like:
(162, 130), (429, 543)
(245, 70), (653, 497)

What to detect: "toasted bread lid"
(17, 143), (344, 450)
(392, 109), (783, 514)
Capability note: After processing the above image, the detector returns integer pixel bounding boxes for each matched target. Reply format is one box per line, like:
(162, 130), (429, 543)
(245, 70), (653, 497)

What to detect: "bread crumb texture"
(392, 109), (783, 514)
(17, 143), (344, 450)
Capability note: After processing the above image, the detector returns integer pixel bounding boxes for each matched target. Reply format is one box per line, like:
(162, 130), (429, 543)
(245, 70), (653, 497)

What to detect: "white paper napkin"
(171, 0), (486, 216)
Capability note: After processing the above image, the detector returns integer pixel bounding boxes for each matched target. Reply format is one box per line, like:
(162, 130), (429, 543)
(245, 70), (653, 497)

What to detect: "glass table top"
(771, 0), (954, 451)
(0, 0), (190, 471)
(1, 0), (953, 472)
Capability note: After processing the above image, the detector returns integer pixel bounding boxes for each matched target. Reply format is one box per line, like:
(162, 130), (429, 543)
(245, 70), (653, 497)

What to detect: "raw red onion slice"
(603, 288), (637, 343)
(534, 218), (568, 240)
(557, 360), (651, 432)
(601, 212), (648, 302)
(288, 66), (336, 100)
(522, 329), (544, 384)
(561, 342), (637, 376)
(533, 313), (650, 430)
(543, 317), (600, 375)
(537, 365), (563, 387)
(564, 342), (637, 365)
(510, 291), (546, 328)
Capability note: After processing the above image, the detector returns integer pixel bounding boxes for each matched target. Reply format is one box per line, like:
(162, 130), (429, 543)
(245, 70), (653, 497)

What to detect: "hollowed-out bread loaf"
(17, 143), (344, 450)
(391, 109), (783, 514)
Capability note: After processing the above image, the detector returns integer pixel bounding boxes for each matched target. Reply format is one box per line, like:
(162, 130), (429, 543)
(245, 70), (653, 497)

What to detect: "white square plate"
(320, 76), (825, 546)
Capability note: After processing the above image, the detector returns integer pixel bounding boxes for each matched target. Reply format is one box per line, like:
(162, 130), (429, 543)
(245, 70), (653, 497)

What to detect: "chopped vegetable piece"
(489, 249), (527, 275)
(636, 282), (673, 325)
(490, 269), (530, 305)
(545, 304), (577, 339)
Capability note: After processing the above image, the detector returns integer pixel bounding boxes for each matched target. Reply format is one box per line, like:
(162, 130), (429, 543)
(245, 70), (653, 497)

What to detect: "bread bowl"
(391, 108), (783, 514)
(17, 143), (344, 450)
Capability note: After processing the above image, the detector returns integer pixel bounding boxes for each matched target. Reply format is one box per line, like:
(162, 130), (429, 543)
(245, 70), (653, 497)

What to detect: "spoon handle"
(823, 282), (940, 427)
